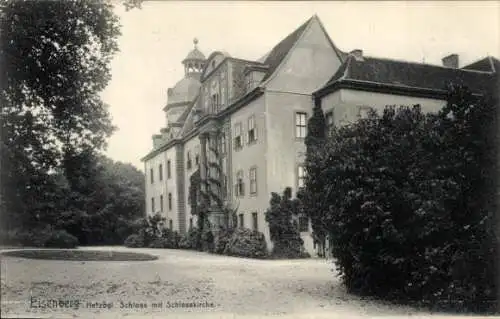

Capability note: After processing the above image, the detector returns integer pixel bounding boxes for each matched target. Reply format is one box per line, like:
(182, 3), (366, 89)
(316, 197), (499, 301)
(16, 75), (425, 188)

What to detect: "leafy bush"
(305, 86), (497, 313)
(201, 229), (214, 252)
(148, 237), (170, 248)
(223, 228), (268, 259)
(271, 236), (310, 259)
(2, 226), (79, 248)
(123, 213), (169, 248)
(5, 228), (51, 247)
(148, 228), (180, 249)
(124, 233), (145, 248)
(214, 227), (234, 254)
(265, 188), (308, 259)
(179, 227), (199, 249)
(44, 230), (79, 248)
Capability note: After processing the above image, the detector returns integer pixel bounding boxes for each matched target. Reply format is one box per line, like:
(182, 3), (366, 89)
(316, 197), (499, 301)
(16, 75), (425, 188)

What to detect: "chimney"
(152, 134), (163, 148)
(442, 54), (459, 68)
(349, 49), (364, 61)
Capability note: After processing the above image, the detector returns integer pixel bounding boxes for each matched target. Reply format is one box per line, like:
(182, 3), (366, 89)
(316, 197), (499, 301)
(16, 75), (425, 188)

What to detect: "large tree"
(0, 0), (120, 229)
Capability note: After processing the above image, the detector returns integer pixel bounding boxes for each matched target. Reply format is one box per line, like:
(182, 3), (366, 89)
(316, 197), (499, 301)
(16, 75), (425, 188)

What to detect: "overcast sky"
(100, 1), (500, 170)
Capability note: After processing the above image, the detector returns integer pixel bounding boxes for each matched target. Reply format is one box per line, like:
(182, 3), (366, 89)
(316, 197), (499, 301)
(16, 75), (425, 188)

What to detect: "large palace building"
(141, 15), (499, 255)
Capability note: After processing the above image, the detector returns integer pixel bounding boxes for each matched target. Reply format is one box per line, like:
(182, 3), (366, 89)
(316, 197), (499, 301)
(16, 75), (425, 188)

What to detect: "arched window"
(168, 193), (172, 211)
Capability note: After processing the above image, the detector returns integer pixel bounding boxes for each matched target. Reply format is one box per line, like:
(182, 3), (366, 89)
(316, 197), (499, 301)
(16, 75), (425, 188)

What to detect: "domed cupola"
(163, 39), (205, 136)
(182, 38), (206, 77)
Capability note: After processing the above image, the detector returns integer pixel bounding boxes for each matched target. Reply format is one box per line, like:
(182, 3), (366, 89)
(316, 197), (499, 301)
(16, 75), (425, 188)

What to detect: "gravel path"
(1, 246), (437, 318)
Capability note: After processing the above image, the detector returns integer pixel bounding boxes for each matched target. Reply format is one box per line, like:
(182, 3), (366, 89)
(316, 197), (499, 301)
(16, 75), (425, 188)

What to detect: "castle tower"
(162, 39), (205, 140)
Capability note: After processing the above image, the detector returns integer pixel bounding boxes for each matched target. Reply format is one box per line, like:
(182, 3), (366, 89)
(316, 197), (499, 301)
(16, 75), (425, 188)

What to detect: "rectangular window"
(169, 219), (173, 230)
(167, 160), (171, 179)
(234, 122), (242, 150)
(252, 212), (258, 231)
(249, 167), (257, 195)
(239, 213), (244, 228)
(168, 193), (172, 211)
(298, 216), (309, 232)
(295, 112), (307, 138)
(232, 213), (238, 228)
(211, 93), (220, 113)
(150, 168), (154, 184)
(160, 195), (164, 212)
(297, 165), (306, 189)
(222, 175), (228, 197)
(235, 170), (245, 197)
(325, 111), (334, 133)
(187, 152), (192, 170)
(159, 164), (163, 181)
(195, 154), (199, 166)
(151, 197), (155, 213)
(189, 218), (193, 229)
(248, 115), (256, 143)
(220, 133), (226, 155)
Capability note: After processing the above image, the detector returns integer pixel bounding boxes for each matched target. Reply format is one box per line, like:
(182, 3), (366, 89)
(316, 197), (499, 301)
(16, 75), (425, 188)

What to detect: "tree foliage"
(265, 187), (308, 258)
(305, 85), (497, 313)
(0, 0), (120, 231)
(302, 100), (328, 253)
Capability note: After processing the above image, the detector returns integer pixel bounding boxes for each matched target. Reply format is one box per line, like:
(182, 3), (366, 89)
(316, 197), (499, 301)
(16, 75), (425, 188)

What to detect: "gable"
(201, 52), (228, 80)
(264, 16), (343, 94)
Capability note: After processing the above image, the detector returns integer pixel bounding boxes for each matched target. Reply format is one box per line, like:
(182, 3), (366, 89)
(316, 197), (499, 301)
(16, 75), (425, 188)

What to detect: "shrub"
(3, 226), (77, 248)
(6, 228), (49, 247)
(223, 228), (268, 259)
(148, 237), (170, 248)
(306, 87), (498, 313)
(271, 235), (310, 259)
(265, 188), (308, 259)
(148, 228), (180, 249)
(201, 229), (214, 252)
(179, 227), (199, 249)
(124, 234), (145, 248)
(44, 230), (79, 248)
(214, 227), (233, 254)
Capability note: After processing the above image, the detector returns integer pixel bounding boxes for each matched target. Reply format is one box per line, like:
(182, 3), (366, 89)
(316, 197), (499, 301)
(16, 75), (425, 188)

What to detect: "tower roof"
(167, 76), (201, 106)
(182, 38), (206, 64)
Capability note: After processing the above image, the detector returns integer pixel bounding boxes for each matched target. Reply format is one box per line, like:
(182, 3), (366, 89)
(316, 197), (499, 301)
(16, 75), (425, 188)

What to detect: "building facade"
(142, 15), (499, 256)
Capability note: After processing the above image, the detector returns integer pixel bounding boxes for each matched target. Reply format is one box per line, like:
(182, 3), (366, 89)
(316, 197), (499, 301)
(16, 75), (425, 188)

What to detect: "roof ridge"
(363, 55), (495, 74)
(488, 56), (496, 73)
(343, 55), (353, 80)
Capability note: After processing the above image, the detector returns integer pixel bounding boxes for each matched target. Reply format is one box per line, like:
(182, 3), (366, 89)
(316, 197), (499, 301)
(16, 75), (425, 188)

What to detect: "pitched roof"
(462, 56), (497, 73)
(259, 15), (346, 84)
(316, 55), (496, 97)
(260, 17), (313, 82)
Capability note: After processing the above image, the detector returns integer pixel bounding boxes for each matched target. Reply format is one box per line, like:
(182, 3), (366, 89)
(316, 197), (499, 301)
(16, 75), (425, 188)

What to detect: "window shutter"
(254, 117), (258, 141)
(241, 122), (246, 145)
